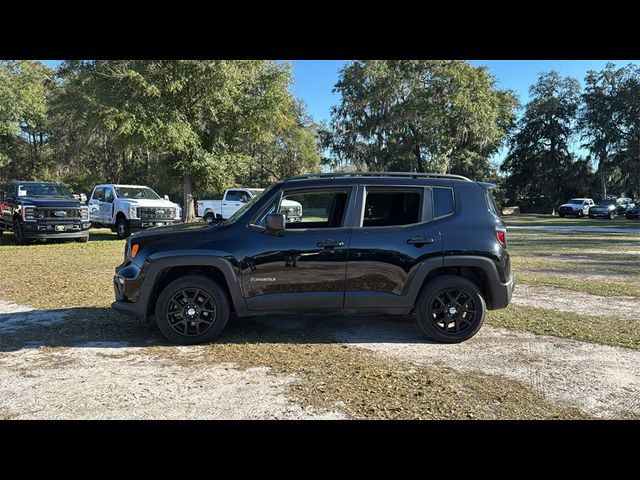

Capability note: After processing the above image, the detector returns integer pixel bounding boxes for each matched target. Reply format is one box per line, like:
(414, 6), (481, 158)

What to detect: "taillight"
(496, 229), (507, 246)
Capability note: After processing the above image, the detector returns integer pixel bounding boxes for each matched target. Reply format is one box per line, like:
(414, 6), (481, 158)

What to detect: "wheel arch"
(142, 253), (247, 319)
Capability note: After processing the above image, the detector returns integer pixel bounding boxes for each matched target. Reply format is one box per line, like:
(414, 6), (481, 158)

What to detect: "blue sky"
(43, 59), (640, 125)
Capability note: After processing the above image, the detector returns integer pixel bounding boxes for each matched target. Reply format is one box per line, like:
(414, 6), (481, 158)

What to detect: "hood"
(131, 221), (211, 239)
(591, 204), (615, 210)
(18, 196), (82, 208)
(559, 203), (580, 209)
(117, 198), (179, 209)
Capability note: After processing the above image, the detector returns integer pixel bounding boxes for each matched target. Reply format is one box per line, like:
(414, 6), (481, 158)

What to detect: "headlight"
(81, 206), (89, 220)
(23, 206), (37, 221)
(129, 205), (138, 219)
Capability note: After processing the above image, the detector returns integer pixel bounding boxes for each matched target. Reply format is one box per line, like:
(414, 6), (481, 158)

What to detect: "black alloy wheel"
(415, 275), (486, 343)
(13, 218), (28, 245)
(155, 275), (230, 345)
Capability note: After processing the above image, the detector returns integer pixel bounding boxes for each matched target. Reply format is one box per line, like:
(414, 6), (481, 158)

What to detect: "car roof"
(96, 184), (154, 188)
(280, 172), (471, 188)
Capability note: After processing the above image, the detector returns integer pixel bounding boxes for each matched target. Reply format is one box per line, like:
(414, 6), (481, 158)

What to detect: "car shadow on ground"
(0, 306), (433, 352)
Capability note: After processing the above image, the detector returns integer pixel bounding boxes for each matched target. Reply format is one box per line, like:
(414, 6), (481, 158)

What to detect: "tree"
(54, 60), (314, 220)
(501, 71), (592, 211)
(324, 60), (517, 178)
(0, 60), (55, 180)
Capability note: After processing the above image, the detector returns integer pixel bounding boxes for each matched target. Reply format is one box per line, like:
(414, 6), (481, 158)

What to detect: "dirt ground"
(2, 293), (639, 419)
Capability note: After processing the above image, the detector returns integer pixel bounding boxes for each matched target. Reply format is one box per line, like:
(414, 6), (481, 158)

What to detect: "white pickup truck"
(196, 188), (302, 223)
(89, 184), (182, 238)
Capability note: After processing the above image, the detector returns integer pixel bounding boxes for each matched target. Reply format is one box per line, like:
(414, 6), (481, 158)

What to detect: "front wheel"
(609, 210), (616, 220)
(13, 218), (29, 245)
(75, 236), (89, 243)
(559, 214), (565, 218)
(155, 275), (230, 345)
(415, 275), (486, 343)
(577, 210), (584, 218)
(115, 217), (130, 239)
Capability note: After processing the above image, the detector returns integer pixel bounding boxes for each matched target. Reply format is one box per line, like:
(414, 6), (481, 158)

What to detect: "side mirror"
(265, 213), (285, 232)
(164, 195), (170, 201)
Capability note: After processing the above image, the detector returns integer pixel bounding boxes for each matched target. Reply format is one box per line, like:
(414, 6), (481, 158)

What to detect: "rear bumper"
(487, 274), (515, 310)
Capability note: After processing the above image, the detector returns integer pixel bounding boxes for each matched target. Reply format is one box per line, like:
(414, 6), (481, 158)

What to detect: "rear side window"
(362, 190), (422, 227)
(486, 190), (500, 215)
(433, 187), (454, 218)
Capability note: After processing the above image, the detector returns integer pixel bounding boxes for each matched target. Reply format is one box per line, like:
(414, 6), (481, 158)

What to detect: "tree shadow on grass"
(0, 306), (432, 353)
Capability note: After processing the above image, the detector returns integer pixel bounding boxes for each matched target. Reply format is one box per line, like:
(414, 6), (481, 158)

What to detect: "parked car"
(112, 172), (514, 345)
(0, 181), (90, 245)
(588, 197), (634, 219)
(88, 184), (182, 239)
(558, 198), (594, 217)
(625, 204), (640, 220)
(197, 188), (303, 223)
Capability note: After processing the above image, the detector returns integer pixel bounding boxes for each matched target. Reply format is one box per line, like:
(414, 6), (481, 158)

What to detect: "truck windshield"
(223, 185), (273, 226)
(17, 183), (72, 197)
(568, 199), (584, 204)
(115, 187), (160, 200)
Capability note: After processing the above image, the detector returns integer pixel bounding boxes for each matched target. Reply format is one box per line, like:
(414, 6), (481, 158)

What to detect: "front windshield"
(223, 185), (274, 226)
(18, 183), (72, 197)
(597, 199), (616, 206)
(115, 186), (160, 200)
(568, 199), (583, 204)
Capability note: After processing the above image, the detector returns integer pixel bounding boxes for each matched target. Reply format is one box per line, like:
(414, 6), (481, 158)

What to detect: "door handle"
(317, 239), (344, 249)
(407, 236), (434, 246)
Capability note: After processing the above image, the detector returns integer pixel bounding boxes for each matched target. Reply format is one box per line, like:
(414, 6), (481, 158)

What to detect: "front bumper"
(558, 208), (580, 216)
(487, 274), (515, 310)
(588, 210), (612, 217)
(22, 220), (91, 239)
(112, 262), (148, 318)
(129, 219), (178, 229)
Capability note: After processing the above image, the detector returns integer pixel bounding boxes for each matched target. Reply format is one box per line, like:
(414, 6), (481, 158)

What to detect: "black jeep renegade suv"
(112, 173), (514, 344)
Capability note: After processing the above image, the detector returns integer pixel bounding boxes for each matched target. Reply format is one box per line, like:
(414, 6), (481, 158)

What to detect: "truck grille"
(137, 207), (175, 220)
(37, 208), (81, 219)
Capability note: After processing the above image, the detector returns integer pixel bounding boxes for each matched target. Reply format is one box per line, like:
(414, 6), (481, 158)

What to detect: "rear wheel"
(415, 275), (486, 343)
(13, 218), (29, 245)
(115, 217), (130, 239)
(203, 212), (215, 224)
(155, 275), (230, 345)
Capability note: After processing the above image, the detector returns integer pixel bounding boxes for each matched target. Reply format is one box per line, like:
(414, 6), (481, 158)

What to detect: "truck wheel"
(203, 212), (215, 224)
(415, 275), (486, 343)
(75, 236), (89, 243)
(577, 210), (583, 218)
(155, 275), (230, 345)
(13, 218), (29, 245)
(116, 217), (130, 239)
(609, 210), (616, 220)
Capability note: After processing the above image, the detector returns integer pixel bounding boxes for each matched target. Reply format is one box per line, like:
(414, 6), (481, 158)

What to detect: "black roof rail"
(285, 172), (472, 182)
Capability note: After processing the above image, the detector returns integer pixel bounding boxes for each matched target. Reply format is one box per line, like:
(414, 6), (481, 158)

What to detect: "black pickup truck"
(112, 172), (514, 345)
(0, 181), (91, 245)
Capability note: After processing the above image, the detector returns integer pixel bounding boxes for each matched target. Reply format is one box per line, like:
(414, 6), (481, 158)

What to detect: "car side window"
(280, 191), (348, 229)
(433, 187), (455, 218)
(361, 189), (422, 227)
(226, 190), (242, 202)
(93, 187), (104, 202)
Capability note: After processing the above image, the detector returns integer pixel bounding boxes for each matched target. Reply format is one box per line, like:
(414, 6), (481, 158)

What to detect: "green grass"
(488, 304), (640, 351)
(512, 256), (640, 276)
(505, 213), (639, 229)
(515, 271), (640, 298)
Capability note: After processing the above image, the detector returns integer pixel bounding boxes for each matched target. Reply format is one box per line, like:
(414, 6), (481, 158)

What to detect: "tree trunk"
(414, 143), (424, 173)
(183, 175), (196, 223)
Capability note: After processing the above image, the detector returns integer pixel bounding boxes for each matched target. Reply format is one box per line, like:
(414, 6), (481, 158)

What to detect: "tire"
(203, 212), (215, 224)
(13, 218), (29, 245)
(75, 236), (89, 243)
(115, 216), (130, 239)
(154, 275), (230, 345)
(415, 275), (486, 343)
(577, 210), (583, 218)
(609, 210), (616, 220)
(559, 214), (565, 218)
(589, 215), (595, 218)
